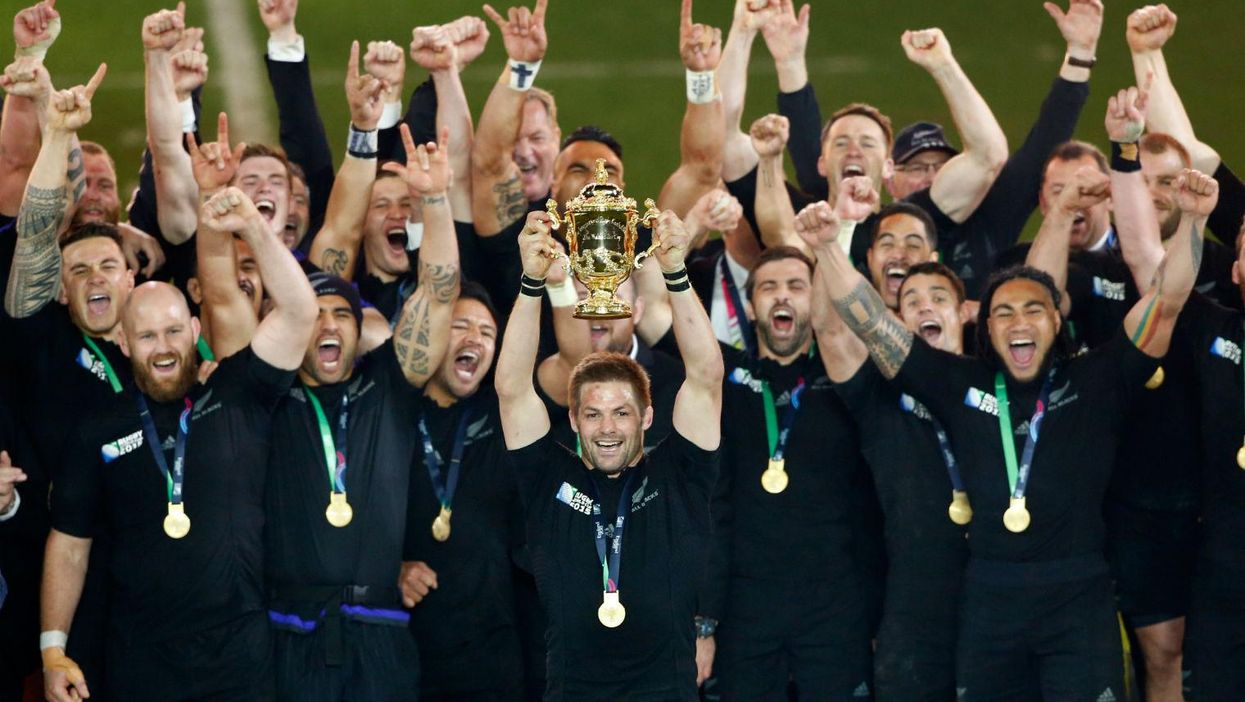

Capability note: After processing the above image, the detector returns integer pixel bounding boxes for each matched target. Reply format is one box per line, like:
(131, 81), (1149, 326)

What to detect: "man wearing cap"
(886, 122), (960, 202)
(263, 134), (460, 699)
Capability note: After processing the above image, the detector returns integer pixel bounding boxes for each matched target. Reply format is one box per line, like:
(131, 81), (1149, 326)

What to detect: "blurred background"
(15, 0), (1245, 239)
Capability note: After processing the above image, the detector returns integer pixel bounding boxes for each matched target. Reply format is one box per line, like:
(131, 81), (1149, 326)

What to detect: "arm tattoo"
(1190, 219), (1205, 273)
(759, 163), (774, 188)
(419, 261), (460, 304)
(422, 195), (447, 206)
(67, 146), (85, 203)
(393, 263), (460, 384)
(493, 174), (528, 229)
(319, 248), (349, 277)
(6, 184), (67, 317)
(831, 280), (913, 378)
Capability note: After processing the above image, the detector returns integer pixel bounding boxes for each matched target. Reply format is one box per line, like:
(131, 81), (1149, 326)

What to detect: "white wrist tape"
(546, 277), (578, 308)
(686, 69), (717, 104)
(15, 17), (60, 61)
(346, 126), (378, 159)
(378, 101), (402, 130)
(40, 630), (68, 652)
(405, 219), (424, 251)
(838, 220), (858, 254)
(508, 59), (542, 91)
(179, 98), (196, 134)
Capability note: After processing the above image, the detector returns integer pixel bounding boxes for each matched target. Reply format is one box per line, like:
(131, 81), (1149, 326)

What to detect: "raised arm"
(40, 529), (92, 702)
(410, 18), (487, 222)
(1126, 5), (1218, 175)
(200, 187), (317, 370)
(719, 0), (775, 182)
(796, 205), (869, 382)
(795, 178), (914, 379)
(472, 0), (549, 236)
(189, 113), (254, 358)
(652, 210), (723, 450)
(386, 125), (461, 387)
(749, 113), (803, 252)
(1123, 169), (1215, 358)
(656, 0), (724, 217)
(496, 210), (557, 449)
(1105, 82), (1165, 290)
(142, 4), (201, 245)
(535, 247), (587, 407)
(307, 40), (385, 279)
(902, 28), (1008, 224)
(5, 64), (105, 318)
(0, 1), (59, 215)
(1025, 165), (1109, 314)
(761, 0), (824, 198)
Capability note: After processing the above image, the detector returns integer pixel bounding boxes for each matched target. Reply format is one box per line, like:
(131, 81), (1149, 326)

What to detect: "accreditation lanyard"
(81, 333), (122, 394)
(417, 408), (473, 512)
(304, 386), (349, 494)
(586, 468), (641, 595)
(993, 370), (1055, 501)
(899, 395), (965, 493)
(719, 254), (755, 357)
(762, 378), (806, 462)
(136, 394), (192, 504)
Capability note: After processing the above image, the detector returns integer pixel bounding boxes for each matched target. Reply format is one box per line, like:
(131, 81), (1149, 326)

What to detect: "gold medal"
(325, 491), (353, 527)
(1237, 443), (1245, 470)
(1003, 496), (1031, 533)
(431, 506), (452, 542)
(948, 490), (973, 525)
(163, 502), (191, 539)
(1145, 366), (1165, 390)
(597, 591), (626, 628)
(761, 458), (788, 494)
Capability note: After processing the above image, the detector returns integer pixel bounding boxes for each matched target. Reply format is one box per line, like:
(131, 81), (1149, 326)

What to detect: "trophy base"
(573, 298), (633, 320)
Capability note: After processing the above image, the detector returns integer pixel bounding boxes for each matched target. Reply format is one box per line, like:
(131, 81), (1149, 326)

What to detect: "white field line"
(202, 0), (275, 145)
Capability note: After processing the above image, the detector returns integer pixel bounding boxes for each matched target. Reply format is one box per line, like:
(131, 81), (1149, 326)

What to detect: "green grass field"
(18, 0), (1245, 239)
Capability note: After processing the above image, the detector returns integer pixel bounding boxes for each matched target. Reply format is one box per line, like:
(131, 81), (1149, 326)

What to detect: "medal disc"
(1237, 444), (1245, 470)
(431, 507), (452, 542)
(1003, 497), (1031, 533)
(948, 491), (973, 525)
(597, 591), (626, 628)
(761, 468), (788, 494)
(325, 492), (353, 527)
(1145, 366), (1165, 390)
(163, 502), (191, 539)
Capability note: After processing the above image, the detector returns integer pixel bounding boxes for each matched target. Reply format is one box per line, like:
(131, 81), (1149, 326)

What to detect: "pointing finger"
(348, 40), (360, 79)
(83, 63), (107, 99)
(680, 0), (693, 32)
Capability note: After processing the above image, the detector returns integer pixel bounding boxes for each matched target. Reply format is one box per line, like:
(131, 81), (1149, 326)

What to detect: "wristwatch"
(693, 615), (718, 639)
(1066, 55), (1097, 68)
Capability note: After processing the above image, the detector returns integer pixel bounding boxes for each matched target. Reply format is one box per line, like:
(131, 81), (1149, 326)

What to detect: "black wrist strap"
(1111, 141), (1141, 173)
(520, 274), (546, 297)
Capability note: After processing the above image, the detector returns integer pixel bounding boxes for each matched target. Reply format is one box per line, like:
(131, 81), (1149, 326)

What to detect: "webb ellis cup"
(546, 159), (661, 319)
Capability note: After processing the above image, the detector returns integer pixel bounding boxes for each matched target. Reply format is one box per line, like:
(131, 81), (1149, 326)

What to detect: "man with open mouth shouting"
(817, 168), (1213, 701)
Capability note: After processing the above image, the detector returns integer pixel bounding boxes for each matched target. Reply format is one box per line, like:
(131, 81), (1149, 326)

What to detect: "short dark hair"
(872, 201), (939, 250)
(568, 352), (652, 413)
(1140, 132), (1192, 169)
(901, 261), (965, 304)
(238, 143), (292, 182)
(821, 102), (895, 150)
(59, 222), (127, 267)
(561, 125), (623, 160)
(975, 265), (1073, 366)
(1041, 140), (1109, 186)
(744, 246), (814, 301)
(458, 280), (499, 326)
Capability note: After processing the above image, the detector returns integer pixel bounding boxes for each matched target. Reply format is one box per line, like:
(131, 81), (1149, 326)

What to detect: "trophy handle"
(544, 199), (571, 272)
(633, 198), (662, 269)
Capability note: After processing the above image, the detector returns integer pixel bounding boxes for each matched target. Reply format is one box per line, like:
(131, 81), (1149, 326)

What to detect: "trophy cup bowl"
(546, 159), (661, 319)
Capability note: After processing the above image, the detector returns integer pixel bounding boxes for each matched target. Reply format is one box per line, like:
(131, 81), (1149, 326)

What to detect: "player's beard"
(756, 314), (811, 359)
(134, 349), (200, 402)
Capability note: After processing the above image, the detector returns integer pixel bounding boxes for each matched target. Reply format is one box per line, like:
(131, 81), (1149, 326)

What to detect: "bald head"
(120, 282), (201, 402)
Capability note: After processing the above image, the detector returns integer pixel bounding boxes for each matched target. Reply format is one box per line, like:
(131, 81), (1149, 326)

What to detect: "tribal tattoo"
(393, 261), (460, 384)
(493, 173), (528, 229)
(831, 280), (913, 378)
(6, 183), (68, 317)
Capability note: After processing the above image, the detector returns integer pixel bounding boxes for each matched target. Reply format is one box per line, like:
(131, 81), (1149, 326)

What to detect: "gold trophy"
(546, 159), (661, 319)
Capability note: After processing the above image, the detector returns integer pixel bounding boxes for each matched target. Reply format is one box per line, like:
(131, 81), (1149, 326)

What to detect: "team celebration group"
(0, 0), (1242, 700)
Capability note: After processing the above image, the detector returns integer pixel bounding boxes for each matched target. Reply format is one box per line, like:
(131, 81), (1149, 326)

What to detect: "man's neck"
(758, 338), (812, 366)
(81, 322), (123, 346)
(298, 368), (354, 388)
(424, 379), (468, 408)
(366, 264), (400, 284)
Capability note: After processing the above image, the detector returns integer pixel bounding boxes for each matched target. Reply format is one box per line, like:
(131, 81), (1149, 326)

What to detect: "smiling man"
(812, 172), (1213, 701)
(41, 184), (318, 702)
(496, 207), (721, 700)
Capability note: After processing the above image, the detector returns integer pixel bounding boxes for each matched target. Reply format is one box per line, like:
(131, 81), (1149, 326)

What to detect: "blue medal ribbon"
(135, 394), (192, 503)
(585, 469), (641, 593)
(417, 407), (473, 511)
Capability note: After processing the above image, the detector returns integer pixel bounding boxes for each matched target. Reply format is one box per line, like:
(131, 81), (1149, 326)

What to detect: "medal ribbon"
(719, 254), (754, 357)
(81, 333), (122, 394)
(993, 370), (1055, 499)
(135, 394), (192, 502)
(417, 408), (473, 511)
(304, 386), (348, 494)
(899, 395), (965, 492)
(586, 469), (641, 593)
(196, 336), (216, 362)
(762, 378), (806, 460)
